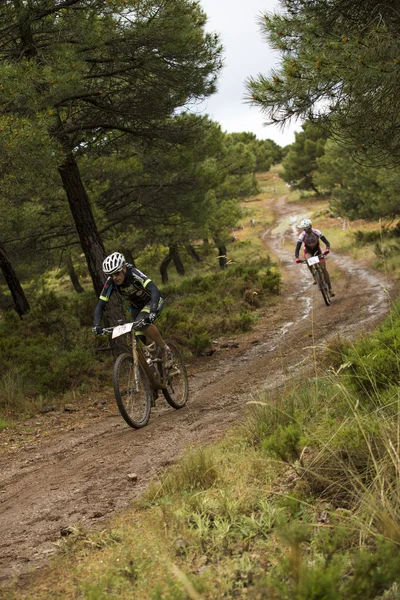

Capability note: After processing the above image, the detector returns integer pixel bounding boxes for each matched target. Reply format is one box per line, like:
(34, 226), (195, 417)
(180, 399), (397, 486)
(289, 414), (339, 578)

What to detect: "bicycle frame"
(308, 257), (324, 280)
(299, 253), (331, 306)
(107, 320), (167, 394)
(102, 318), (189, 429)
(300, 253), (325, 275)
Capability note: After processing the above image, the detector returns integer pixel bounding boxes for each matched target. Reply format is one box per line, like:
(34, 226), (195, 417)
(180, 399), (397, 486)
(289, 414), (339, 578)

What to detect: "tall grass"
(232, 301), (400, 598)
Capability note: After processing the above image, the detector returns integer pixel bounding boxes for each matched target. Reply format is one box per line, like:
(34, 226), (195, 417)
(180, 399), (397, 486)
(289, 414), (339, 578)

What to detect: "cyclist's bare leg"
(141, 324), (167, 351)
(133, 305), (172, 366)
(142, 325), (173, 370)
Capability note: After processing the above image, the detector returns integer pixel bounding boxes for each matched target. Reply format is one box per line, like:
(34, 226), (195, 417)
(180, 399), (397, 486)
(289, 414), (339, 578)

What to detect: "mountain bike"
(102, 319), (189, 428)
(299, 254), (331, 306)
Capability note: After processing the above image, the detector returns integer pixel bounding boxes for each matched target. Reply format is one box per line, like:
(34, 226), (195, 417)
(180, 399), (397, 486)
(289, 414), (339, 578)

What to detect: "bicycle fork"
(131, 339), (141, 393)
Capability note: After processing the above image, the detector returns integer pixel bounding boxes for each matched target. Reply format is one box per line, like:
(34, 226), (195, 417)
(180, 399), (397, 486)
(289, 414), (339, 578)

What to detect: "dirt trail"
(0, 193), (394, 586)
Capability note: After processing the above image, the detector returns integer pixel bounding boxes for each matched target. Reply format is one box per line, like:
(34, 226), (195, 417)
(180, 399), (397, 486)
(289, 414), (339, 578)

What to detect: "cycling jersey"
(93, 264), (162, 327)
(295, 228), (330, 257)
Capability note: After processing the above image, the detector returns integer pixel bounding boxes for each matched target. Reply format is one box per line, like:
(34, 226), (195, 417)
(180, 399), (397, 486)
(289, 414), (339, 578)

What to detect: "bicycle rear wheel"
(113, 353), (152, 428)
(162, 342), (189, 409)
(315, 269), (331, 306)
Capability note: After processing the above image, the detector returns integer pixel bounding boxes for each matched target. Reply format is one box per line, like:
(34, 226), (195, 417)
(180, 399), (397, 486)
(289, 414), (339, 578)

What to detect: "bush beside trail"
(0, 291), (98, 422)
(340, 301), (400, 397)
(159, 258), (280, 353)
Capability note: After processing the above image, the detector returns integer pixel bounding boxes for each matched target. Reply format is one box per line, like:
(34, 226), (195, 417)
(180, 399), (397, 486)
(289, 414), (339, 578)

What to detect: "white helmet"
(300, 218), (312, 229)
(102, 252), (125, 275)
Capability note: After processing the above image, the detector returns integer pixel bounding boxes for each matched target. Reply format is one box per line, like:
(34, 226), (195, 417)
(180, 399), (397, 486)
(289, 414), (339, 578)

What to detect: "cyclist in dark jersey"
(295, 219), (335, 296)
(92, 252), (172, 363)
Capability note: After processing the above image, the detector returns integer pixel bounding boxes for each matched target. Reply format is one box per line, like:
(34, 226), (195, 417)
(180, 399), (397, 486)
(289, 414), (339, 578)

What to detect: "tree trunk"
(66, 255), (84, 294)
(0, 241), (30, 317)
(14, 6), (121, 325)
(170, 245), (185, 276)
(216, 244), (227, 269)
(121, 248), (136, 267)
(160, 252), (173, 284)
(57, 143), (124, 325)
(58, 149), (105, 296)
(306, 177), (320, 196)
(185, 244), (201, 262)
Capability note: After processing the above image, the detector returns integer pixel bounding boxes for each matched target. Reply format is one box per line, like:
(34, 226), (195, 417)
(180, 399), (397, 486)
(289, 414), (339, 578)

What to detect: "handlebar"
(100, 318), (148, 336)
(297, 253), (326, 264)
(101, 327), (114, 335)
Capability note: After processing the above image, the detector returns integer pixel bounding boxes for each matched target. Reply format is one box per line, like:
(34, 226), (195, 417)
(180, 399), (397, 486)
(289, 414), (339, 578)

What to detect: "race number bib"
(112, 322), (134, 338)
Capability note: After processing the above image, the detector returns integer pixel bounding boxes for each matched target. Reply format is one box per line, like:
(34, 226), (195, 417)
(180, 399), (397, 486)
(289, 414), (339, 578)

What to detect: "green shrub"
(353, 222), (400, 245)
(266, 537), (400, 600)
(0, 290), (96, 411)
(66, 290), (97, 327)
(0, 334), (93, 400)
(262, 423), (302, 463)
(241, 380), (328, 449)
(345, 540), (400, 599)
(159, 259), (280, 354)
(145, 448), (220, 502)
(341, 302), (400, 396)
(186, 331), (212, 353)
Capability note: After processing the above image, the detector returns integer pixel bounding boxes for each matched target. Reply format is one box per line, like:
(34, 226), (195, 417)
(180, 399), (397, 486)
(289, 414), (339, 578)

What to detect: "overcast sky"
(195, 0), (301, 148)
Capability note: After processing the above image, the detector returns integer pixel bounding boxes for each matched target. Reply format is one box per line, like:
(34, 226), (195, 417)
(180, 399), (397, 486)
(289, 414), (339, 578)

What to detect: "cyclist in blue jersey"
(295, 219), (335, 296)
(92, 252), (172, 364)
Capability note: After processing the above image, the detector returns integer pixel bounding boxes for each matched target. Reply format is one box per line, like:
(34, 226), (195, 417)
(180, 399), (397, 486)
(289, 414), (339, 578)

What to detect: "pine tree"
(246, 0), (400, 166)
(0, 0), (222, 300)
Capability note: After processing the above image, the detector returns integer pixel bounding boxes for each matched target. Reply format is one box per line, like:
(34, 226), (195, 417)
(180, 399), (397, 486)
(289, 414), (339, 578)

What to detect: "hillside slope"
(0, 187), (394, 586)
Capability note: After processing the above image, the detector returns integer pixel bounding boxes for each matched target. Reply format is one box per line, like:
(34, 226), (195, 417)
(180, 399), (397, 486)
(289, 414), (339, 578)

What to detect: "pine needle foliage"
(246, 0), (400, 166)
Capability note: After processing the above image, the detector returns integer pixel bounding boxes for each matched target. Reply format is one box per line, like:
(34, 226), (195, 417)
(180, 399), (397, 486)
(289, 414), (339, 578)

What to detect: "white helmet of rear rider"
(102, 252), (126, 275)
(300, 218), (312, 229)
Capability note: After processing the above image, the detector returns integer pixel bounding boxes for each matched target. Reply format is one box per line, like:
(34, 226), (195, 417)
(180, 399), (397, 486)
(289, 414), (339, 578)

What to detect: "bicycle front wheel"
(113, 353), (152, 428)
(315, 269), (331, 306)
(162, 342), (189, 409)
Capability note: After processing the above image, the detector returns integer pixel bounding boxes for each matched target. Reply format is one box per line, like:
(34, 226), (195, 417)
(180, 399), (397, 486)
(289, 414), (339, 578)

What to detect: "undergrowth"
(354, 222), (400, 277)
(159, 258), (280, 353)
(0, 290), (99, 419)
(340, 301), (400, 396)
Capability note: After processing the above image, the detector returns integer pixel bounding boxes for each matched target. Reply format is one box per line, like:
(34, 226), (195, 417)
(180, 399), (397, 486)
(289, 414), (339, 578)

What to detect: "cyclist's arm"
(93, 278), (114, 326)
(145, 280), (161, 312)
(295, 241), (302, 259)
(320, 235), (330, 250)
(93, 299), (107, 327)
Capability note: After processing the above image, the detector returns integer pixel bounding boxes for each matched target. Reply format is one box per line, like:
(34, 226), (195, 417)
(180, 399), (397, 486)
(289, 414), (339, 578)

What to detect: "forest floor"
(0, 182), (397, 588)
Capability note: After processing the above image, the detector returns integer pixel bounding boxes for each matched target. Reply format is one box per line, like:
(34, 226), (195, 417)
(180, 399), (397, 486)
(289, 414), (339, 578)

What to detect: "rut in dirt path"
(0, 194), (393, 587)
